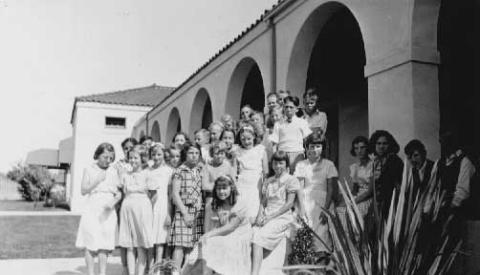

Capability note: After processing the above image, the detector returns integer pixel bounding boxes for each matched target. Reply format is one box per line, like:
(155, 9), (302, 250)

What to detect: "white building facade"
(69, 85), (173, 212)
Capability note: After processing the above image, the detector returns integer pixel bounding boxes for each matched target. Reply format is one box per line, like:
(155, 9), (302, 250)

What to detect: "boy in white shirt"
(270, 96), (312, 173)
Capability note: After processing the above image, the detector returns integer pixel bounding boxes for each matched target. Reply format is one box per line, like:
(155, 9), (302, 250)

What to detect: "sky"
(0, 0), (278, 173)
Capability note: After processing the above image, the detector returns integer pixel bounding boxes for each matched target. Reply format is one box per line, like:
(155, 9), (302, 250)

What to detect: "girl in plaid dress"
(169, 143), (205, 270)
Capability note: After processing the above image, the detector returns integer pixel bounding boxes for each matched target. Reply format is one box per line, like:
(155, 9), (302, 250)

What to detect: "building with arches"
(133, 0), (478, 178)
(69, 84), (174, 211)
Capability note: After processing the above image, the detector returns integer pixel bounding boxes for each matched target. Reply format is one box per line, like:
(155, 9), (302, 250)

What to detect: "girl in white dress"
(118, 145), (154, 275)
(183, 175), (253, 275)
(147, 144), (174, 265)
(76, 143), (121, 275)
(235, 124), (269, 221)
(251, 151), (300, 275)
(294, 133), (338, 252)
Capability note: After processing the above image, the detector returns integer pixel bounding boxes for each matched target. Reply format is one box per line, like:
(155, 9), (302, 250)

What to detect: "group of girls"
(75, 87), (411, 275)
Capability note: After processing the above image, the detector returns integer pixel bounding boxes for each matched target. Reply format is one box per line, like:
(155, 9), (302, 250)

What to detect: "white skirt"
(76, 193), (118, 251)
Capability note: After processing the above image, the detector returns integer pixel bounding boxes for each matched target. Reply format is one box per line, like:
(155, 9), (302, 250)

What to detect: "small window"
(105, 117), (126, 128)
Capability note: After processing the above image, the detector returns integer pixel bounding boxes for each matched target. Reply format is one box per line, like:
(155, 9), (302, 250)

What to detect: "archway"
(151, 121), (161, 142)
(166, 108), (182, 145)
(189, 88), (213, 133)
(438, 0), (479, 158)
(226, 57), (265, 119)
(287, 3), (367, 175)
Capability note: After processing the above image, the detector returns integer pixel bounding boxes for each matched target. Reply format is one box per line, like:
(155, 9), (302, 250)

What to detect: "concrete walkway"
(0, 211), (80, 216)
(0, 257), (123, 275)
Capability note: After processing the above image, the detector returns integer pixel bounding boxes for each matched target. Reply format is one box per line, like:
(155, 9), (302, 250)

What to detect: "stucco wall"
(138, 0), (442, 175)
(70, 102), (150, 212)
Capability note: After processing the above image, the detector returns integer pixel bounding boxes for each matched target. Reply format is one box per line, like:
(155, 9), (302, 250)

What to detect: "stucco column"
(366, 53), (440, 159)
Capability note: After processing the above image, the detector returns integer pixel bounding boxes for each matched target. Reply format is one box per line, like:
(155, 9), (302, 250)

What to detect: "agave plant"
(286, 159), (461, 275)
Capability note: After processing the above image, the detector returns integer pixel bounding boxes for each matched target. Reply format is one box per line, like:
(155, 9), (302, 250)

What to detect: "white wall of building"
(69, 102), (150, 212)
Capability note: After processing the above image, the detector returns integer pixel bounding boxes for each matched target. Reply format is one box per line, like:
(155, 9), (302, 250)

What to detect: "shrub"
(7, 163), (54, 202)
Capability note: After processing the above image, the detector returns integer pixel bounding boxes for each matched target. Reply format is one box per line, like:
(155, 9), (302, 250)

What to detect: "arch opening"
(151, 121), (161, 142)
(288, 3), (368, 176)
(226, 58), (265, 119)
(166, 108), (182, 145)
(438, 0), (479, 157)
(189, 89), (213, 133)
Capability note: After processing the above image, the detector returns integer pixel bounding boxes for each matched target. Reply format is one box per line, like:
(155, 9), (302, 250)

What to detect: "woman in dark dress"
(368, 130), (404, 217)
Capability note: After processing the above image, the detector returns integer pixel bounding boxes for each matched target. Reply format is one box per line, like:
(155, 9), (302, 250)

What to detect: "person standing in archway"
(302, 88), (327, 138)
(270, 96), (312, 173)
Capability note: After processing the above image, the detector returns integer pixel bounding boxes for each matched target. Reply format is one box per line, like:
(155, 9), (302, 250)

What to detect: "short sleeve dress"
(147, 164), (174, 245)
(236, 145), (265, 220)
(169, 164), (204, 248)
(294, 158), (338, 251)
(350, 160), (373, 216)
(252, 173), (300, 251)
(76, 164), (120, 251)
(117, 170), (154, 248)
(183, 198), (253, 275)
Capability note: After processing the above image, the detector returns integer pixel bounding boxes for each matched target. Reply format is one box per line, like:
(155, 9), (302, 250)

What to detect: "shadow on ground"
(53, 263), (123, 275)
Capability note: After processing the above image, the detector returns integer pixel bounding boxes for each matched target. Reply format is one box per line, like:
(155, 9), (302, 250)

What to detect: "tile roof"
(147, 0), (293, 115)
(76, 84), (175, 107)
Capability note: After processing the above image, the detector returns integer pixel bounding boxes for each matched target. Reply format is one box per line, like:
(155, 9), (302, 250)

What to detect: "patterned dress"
(295, 158), (338, 251)
(169, 164), (204, 248)
(252, 173), (300, 250)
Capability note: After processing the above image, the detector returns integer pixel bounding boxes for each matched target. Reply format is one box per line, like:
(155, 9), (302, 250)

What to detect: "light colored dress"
(294, 158), (338, 251)
(252, 174), (300, 250)
(118, 170), (154, 248)
(236, 145), (265, 220)
(147, 164), (174, 245)
(76, 164), (119, 251)
(350, 161), (373, 216)
(183, 198), (253, 275)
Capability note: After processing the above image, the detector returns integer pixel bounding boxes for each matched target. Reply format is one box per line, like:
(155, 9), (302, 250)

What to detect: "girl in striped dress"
(118, 145), (154, 275)
(169, 143), (205, 271)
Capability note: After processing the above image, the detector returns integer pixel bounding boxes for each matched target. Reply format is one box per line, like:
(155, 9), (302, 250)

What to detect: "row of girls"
(74, 87), (477, 275)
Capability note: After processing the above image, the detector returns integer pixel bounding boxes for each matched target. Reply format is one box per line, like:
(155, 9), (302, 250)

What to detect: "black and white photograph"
(0, 0), (478, 274)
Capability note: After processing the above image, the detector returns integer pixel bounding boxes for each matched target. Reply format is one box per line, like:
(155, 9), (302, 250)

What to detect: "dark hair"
(139, 135), (152, 144)
(350, 136), (370, 157)
(93, 142), (115, 161)
(237, 123), (259, 147)
(305, 132), (327, 157)
(303, 87), (321, 100)
(220, 128), (236, 141)
(368, 130), (400, 155)
(283, 96), (300, 107)
(172, 132), (191, 148)
(211, 175), (239, 210)
(127, 144), (148, 163)
(404, 139), (427, 158)
(278, 90), (291, 96)
(121, 137), (138, 148)
(180, 142), (202, 163)
(270, 151), (290, 176)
